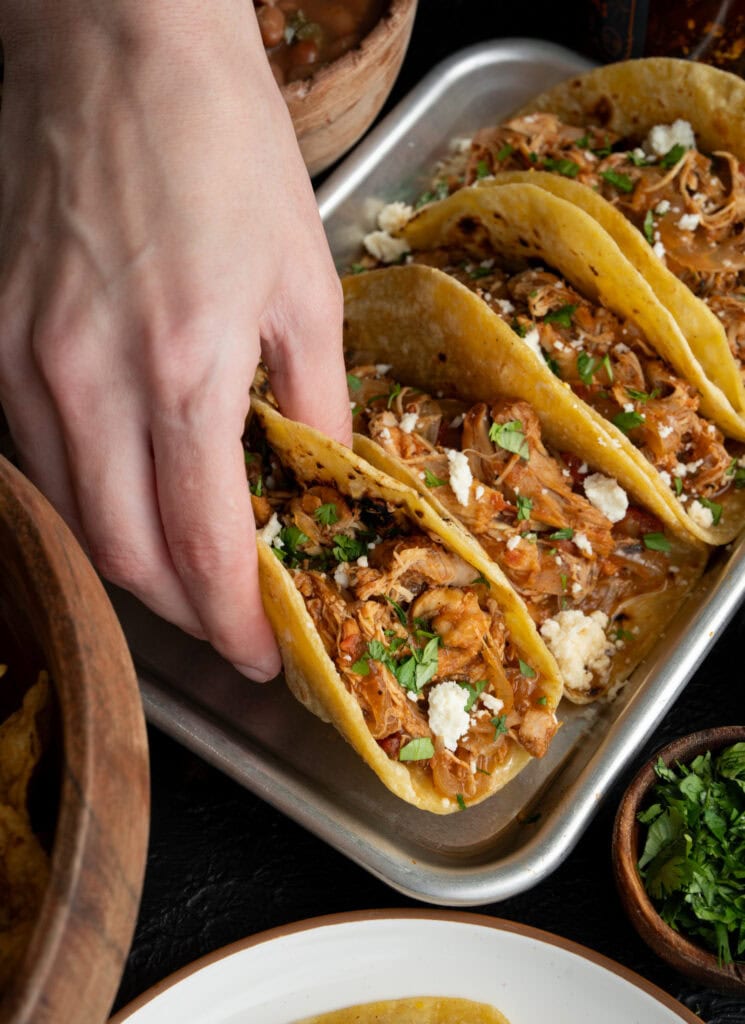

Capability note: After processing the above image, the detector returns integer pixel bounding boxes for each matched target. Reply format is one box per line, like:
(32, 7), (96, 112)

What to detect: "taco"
(342, 275), (707, 703)
(442, 58), (745, 420)
(246, 397), (563, 814)
(391, 183), (745, 546)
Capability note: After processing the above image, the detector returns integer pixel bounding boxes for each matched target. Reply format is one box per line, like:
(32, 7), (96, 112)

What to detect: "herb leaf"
(543, 304), (577, 329)
(314, 503), (339, 526)
(601, 169), (635, 193)
(424, 467), (447, 488)
(612, 410), (645, 433)
(489, 419), (530, 460)
(643, 532), (671, 552)
(660, 144), (687, 169)
(399, 737), (434, 761)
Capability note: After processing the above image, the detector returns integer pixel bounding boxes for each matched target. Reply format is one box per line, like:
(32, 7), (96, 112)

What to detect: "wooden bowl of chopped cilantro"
(613, 726), (745, 992)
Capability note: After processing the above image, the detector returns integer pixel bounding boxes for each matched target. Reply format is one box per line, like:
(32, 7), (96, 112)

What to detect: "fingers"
(149, 341), (281, 681)
(261, 270), (353, 448)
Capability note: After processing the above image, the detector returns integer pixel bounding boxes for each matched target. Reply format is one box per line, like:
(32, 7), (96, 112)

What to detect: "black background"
(114, 5), (745, 1022)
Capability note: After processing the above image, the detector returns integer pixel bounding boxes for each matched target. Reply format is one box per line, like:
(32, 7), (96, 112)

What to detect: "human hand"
(0, 1), (352, 681)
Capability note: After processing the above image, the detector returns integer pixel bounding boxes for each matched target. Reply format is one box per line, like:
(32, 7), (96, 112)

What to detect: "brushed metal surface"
(116, 39), (745, 905)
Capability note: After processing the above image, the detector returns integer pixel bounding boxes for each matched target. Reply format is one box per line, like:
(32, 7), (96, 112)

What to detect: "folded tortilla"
(462, 58), (745, 420)
(249, 398), (563, 814)
(393, 183), (745, 546)
(342, 272), (707, 703)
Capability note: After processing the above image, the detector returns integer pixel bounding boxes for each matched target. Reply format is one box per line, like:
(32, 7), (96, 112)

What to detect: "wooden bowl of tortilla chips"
(0, 456), (149, 1023)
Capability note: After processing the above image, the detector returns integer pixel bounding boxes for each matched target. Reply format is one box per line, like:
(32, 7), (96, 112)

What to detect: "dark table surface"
(113, 5), (745, 1022)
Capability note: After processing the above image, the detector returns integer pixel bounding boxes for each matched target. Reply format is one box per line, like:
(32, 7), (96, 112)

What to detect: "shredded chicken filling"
(407, 251), (742, 522)
(452, 113), (745, 376)
(244, 429), (556, 802)
(348, 367), (695, 695)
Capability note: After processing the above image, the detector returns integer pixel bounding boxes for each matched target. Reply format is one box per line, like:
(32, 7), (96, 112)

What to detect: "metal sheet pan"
(114, 38), (745, 906)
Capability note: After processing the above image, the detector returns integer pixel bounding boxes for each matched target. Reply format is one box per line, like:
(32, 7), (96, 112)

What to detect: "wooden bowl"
(0, 456), (150, 1023)
(613, 726), (745, 993)
(282, 0), (418, 177)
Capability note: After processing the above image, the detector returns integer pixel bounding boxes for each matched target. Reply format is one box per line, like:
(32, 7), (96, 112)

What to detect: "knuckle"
(168, 528), (233, 584)
(89, 541), (156, 593)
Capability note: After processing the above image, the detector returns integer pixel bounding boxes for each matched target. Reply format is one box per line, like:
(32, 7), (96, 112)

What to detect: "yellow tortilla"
(253, 398), (563, 814)
(397, 184), (745, 545)
(295, 997), (511, 1023)
(483, 57), (745, 416)
(343, 273), (707, 702)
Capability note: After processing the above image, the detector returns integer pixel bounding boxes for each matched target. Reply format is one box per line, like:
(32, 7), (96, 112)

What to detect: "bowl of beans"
(254, 0), (418, 176)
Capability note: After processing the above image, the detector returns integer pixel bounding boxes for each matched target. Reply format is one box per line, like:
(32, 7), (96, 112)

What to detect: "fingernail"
(233, 661), (279, 683)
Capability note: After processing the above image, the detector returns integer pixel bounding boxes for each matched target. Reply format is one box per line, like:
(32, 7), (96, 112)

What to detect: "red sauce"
(254, 0), (387, 85)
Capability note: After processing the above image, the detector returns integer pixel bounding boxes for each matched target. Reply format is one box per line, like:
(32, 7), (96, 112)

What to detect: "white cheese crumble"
(506, 534), (522, 551)
(653, 240), (667, 261)
(447, 449), (473, 507)
(333, 563), (350, 589)
(540, 610), (611, 692)
(522, 327), (543, 360)
(375, 363), (392, 376)
(689, 499), (714, 529)
(378, 427), (391, 441)
(449, 136), (472, 154)
(496, 298), (515, 315)
(356, 555), (369, 568)
(399, 412), (419, 434)
(475, 484), (485, 500)
(258, 513), (283, 547)
(363, 230), (410, 264)
(480, 692), (504, 714)
(377, 201), (414, 234)
(655, 199), (671, 215)
(574, 532), (593, 556)
(645, 119), (695, 157)
(677, 212), (700, 231)
(658, 423), (673, 438)
(582, 473), (629, 523)
(427, 681), (471, 752)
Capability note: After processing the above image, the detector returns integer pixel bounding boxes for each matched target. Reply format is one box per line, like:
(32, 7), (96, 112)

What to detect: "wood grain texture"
(613, 726), (745, 995)
(0, 456), (149, 1024)
(283, 0), (418, 176)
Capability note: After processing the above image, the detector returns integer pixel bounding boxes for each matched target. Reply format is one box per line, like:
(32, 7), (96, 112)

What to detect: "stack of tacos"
(251, 58), (745, 812)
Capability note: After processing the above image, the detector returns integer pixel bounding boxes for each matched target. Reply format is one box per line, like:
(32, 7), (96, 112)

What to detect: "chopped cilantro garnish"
(577, 350), (598, 386)
(601, 169), (635, 194)
(511, 319), (528, 338)
(424, 467), (447, 488)
(660, 143), (686, 169)
(456, 793), (467, 811)
(542, 156), (580, 178)
(399, 737), (434, 761)
(674, 476), (684, 496)
(314, 503), (339, 526)
(625, 387), (660, 402)
(458, 679), (488, 712)
(332, 533), (367, 563)
(545, 353), (561, 377)
(725, 458), (745, 489)
(469, 264), (493, 279)
(627, 150), (648, 167)
(497, 143), (514, 161)
(387, 382), (402, 408)
(643, 209), (655, 245)
(414, 180), (449, 209)
(277, 525), (309, 567)
(475, 159), (491, 179)
(249, 475), (263, 498)
(612, 410), (645, 433)
(602, 353), (614, 381)
(593, 136), (613, 157)
(560, 573), (568, 591)
(351, 657), (370, 675)
(491, 714), (509, 738)
(699, 496), (723, 526)
(536, 695), (548, 705)
(549, 527), (574, 541)
(489, 419), (530, 460)
(529, 151), (538, 163)
(543, 304), (577, 329)
(470, 574), (490, 588)
(643, 532), (672, 552)
(346, 372), (362, 390)
(350, 263), (367, 275)
(516, 494), (533, 521)
(384, 595), (408, 626)
(519, 659), (537, 679)
(615, 626), (634, 642)
(576, 133), (591, 149)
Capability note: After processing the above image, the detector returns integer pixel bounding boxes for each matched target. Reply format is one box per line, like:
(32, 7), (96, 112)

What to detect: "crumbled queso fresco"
(258, 512), (283, 547)
(644, 119), (696, 157)
(363, 201), (414, 263)
(582, 474), (628, 524)
(689, 499), (714, 529)
(427, 680), (472, 751)
(540, 609), (611, 692)
(446, 449), (473, 506)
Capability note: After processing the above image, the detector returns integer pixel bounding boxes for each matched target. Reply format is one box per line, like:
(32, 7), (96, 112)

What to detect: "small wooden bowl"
(613, 726), (745, 993)
(282, 0), (418, 177)
(0, 456), (150, 1023)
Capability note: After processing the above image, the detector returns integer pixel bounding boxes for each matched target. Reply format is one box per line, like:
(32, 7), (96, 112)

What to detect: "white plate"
(112, 911), (702, 1024)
